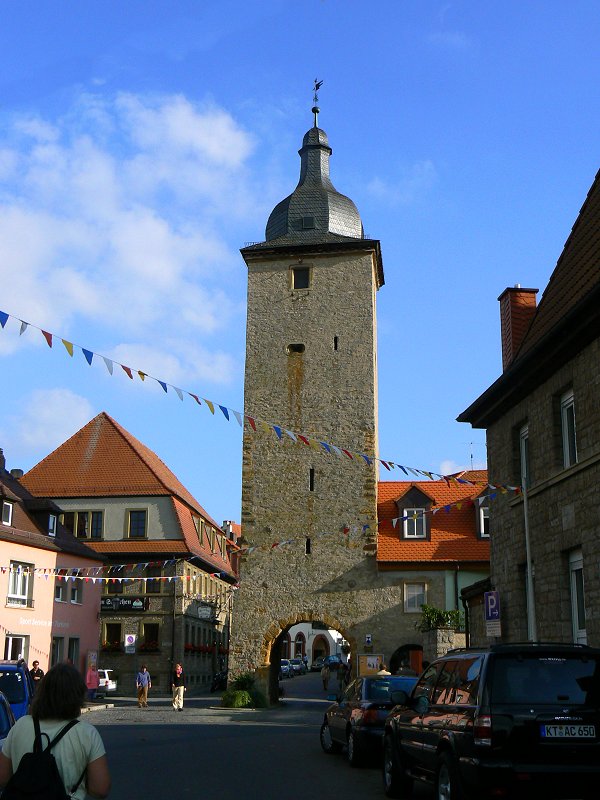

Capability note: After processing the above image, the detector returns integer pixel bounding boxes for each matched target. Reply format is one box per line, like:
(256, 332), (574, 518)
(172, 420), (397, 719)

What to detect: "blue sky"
(0, 1), (598, 524)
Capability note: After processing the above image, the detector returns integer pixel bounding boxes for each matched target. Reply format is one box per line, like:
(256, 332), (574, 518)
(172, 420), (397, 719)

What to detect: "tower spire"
(312, 78), (323, 127)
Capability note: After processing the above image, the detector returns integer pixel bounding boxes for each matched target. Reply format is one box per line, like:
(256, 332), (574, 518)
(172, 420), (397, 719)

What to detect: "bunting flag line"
(0, 308), (488, 484)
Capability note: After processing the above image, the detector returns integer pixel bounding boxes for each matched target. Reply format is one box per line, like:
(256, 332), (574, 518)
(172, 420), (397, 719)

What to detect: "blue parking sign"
(484, 591), (500, 621)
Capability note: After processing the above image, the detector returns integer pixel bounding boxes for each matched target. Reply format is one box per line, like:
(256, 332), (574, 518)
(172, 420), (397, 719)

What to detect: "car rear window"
(0, 672), (25, 704)
(491, 655), (600, 706)
(366, 676), (416, 701)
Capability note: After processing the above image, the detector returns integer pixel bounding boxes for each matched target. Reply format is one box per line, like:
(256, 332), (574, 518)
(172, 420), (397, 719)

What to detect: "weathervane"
(312, 78), (323, 126)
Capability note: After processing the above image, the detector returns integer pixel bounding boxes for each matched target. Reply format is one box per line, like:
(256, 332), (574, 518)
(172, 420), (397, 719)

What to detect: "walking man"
(172, 663), (186, 711)
(29, 661), (44, 693)
(136, 664), (151, 708)
(321, 662), (330, 691)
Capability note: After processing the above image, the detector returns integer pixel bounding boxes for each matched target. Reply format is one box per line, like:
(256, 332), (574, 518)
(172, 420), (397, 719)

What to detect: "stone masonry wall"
(486, 337), (600, 644)
(229, 244), (412, 687)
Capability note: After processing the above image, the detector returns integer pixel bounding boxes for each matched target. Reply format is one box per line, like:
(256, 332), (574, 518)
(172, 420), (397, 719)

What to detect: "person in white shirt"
(0, 662), (111, 799)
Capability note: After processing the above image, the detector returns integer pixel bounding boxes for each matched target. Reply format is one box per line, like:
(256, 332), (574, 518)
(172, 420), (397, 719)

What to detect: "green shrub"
(221, 689), (253, 708)
(415, 604), (463, 632)
(231, 672), (256, 692)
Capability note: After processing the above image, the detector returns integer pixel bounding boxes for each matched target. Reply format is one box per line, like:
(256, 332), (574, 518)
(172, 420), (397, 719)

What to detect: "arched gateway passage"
(259, 613), (356, 705)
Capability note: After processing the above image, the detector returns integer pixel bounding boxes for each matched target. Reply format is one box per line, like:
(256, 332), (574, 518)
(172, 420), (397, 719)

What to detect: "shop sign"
(101, 596), (149, 613)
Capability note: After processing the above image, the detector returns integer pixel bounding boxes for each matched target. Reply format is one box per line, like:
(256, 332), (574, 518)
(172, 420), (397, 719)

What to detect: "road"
(92, 670), (429, 800)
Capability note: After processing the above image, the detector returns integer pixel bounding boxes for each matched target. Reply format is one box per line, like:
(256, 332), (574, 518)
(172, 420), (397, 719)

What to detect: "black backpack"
(1, 718), (86, 800)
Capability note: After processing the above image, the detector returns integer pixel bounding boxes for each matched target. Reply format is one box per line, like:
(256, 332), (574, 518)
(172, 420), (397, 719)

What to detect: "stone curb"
(81, 703), (115, 714)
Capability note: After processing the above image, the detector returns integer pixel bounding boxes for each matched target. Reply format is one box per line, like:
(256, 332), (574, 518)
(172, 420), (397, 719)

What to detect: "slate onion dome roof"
(264, 118), (364, 243)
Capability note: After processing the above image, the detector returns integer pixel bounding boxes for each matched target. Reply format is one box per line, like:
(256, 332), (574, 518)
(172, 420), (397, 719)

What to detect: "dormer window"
(48, 514), (57, 537)
(403, 508), (426, 539)
(291, 266), (310, 290)
(2, 501), (13, 526)
(301, 216), (315, 229)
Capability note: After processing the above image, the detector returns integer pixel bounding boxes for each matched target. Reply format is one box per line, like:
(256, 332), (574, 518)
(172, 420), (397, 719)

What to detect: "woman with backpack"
(0, 662), (111, 799)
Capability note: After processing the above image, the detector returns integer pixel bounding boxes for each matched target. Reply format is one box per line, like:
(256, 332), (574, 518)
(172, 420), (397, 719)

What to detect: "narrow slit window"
(309, 468), (315, 492)
(305, 537), (311, 555)
(287, 343), (305, 354)
(333, 336), (338, 351)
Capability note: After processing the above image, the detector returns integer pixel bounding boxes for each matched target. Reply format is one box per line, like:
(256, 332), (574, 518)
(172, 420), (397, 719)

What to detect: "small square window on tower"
(301, 215), (315, 229)
(292, 266), (310, 290)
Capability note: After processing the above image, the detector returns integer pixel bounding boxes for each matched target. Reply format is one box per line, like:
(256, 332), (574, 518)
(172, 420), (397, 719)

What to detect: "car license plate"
(541, 724), (595, 738)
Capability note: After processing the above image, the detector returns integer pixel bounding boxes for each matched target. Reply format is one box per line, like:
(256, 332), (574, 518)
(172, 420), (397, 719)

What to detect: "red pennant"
(42, 330), (53, 347)
(246, 417), (257, 431)
(121, 365), (133, 379)
(297, 435), (310, 446)
(341, 449), (353, 459)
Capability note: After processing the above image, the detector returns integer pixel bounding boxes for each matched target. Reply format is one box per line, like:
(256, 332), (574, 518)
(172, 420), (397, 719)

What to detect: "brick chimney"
(498, 286), (538, 370)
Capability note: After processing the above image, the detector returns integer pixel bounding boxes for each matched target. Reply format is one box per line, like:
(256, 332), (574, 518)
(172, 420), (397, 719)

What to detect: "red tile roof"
(377, 472), (490, 565)
(22, 412), (220, 528)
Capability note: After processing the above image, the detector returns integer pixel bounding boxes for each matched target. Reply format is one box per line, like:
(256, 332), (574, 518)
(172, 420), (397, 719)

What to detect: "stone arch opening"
(259, 612), (356, 705)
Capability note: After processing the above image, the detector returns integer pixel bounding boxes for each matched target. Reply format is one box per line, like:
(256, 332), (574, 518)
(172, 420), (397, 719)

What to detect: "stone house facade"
(458, 169), (600, 646)
(21, 412), (238, 693)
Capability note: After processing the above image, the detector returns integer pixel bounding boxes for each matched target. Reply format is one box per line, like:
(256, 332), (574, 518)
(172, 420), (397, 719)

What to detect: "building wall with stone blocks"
(229, 243), (413, 687)
(485, 337), (600, 645)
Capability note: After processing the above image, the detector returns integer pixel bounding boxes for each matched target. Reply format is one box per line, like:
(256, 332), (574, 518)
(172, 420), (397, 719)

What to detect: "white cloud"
(0, 389), (95, 458)
(0, 92), (255, 380)
(367, 160), (437, 206)
(439, 458), (487, 476)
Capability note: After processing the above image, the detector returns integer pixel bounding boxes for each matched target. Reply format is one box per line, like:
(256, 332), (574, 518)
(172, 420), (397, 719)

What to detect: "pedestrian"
(171, 663), (186, 711)
(336, 662), (346, 691)
(344, 660), (352, 686)
(29, 660), (44, 693)
(85, 664), (100, 702)
(376, 662), (391, 676)
(321, 663), (330, 691)
(0, 662), (111, 800)
(136, 664), (151, 708)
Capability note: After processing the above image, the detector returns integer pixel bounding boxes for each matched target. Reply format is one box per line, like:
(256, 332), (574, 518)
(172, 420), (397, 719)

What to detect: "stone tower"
(229, 107), (385, 699)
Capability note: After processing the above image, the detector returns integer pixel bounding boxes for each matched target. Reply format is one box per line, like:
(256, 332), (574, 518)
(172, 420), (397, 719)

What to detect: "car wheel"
(347, 729), (364, 767)
(436, 753), (465, 800)
(382, 734), (412, 799)
(320, 720), (343, 754)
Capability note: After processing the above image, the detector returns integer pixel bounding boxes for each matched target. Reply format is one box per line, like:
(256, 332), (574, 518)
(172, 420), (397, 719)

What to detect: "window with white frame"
(2, 501), (13, 526)
(561, 390), (577, 468)
(569, 549), (586, 644)
(478, 503), (490, 538)
(519, 423), (530, 489)
(7, 561), (33, 607)
(70, 581), (82, 604)
(404, 582), (426, 612)
(403, 508), (426, 539)
(3, 634), (27, 660)
(54, 582), (65, 602)
(48, 514), (57, 536)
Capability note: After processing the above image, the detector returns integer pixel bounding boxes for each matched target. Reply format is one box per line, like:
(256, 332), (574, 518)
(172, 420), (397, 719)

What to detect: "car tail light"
(474, 713), (493, 746)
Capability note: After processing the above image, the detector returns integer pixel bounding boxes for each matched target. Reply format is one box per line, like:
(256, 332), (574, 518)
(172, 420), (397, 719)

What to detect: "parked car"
(312, 656), (325, 672)
(290, 658), (307, 675)
(0, 660), (35, 720)
(320, 674), (418, 766)
(0, 690), (16, 748)
(383, 642), (600, 799)
(96, 668), (117, 697)
(279, 659), (295, 679)
(324, 654), (343, 671)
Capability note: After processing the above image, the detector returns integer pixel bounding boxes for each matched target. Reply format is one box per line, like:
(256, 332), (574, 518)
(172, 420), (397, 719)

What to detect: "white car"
(96, 669), (117, 697)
